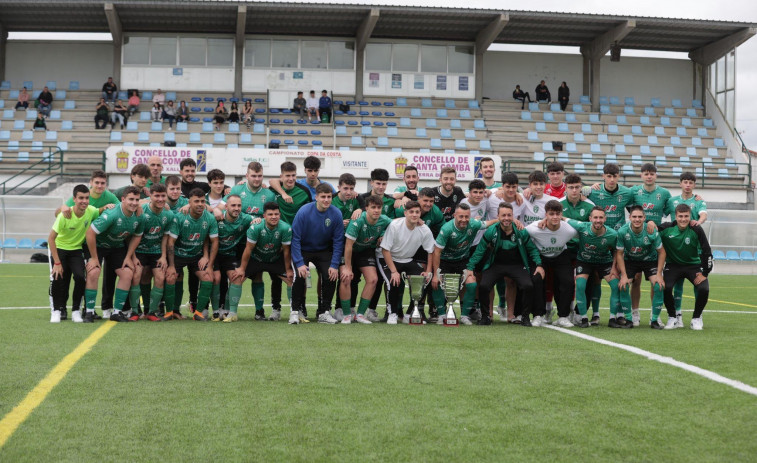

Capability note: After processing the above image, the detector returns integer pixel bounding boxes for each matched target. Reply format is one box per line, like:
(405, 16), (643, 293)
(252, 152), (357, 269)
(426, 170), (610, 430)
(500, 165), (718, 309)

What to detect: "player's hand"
(376, 237), (383, 246)
(328, 267), (339, 281)
(693, 273), (707, 285)
(85, 259), (100, 273)
(297, 265), (309, 279)
(650, 274), (664, 289)
(514, 219), (525, 230)
(591, 182), (601, 190)
(61, 204), (72, 219)
(695, 194), (703, 201)
(237, 179), (245, 185)
(51, 264), (64, 280)
(431, 275), (439, 290)
(646, 220), (657, 234)
(534, 266), (545, 279)
(156, 256), (167, 269)
(213, 208), (223, 221)
(284, 269), (294, 284)
(343, 219), (350, 228)
(494, 188), (505, 200)
(232, 267), (245, 281)
(223, 187), (231, 196)
(484, 189), (493, 197)
(421, 272), (432, 283)
(390, 271), (401, 287)
(198, 257), (209, 271)
(142, 187), (151, 197)
(179, 204), (190, 214)
(536, 218), (547, 229)
(166, 266), (177, 281)
(340, 267), (353, 282)
(350, 209), (362, 221)
(514, 193), (524, 206)
(261, 182), (268, 189)
(522, 187), (532, 200)
(252, 217), (262, 224)
(283, 193), (293, 204)
(690, 219), (700, 226)
(104, 203), (116, 210)
(121, 259), (135, 272)
(619, 276), (631, 291)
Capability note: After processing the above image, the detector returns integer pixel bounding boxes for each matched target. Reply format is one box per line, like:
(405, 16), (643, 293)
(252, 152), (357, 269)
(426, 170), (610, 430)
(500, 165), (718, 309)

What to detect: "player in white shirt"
(526, 200), (578, 327)
(460, 179), (490, 246)
(306, 90), (320, 122)
(379, 201), (436, 325)
(521, 170), (559, 225)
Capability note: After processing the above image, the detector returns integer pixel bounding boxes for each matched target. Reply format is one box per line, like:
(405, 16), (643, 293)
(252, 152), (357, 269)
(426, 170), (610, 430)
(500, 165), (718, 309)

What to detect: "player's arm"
(483, 218), (498, 228)
(48, 229), (64, 279)
(124, 234), (142, 271)
(692, 225), (713, 277)
(431, 246), (442, 289)
(615, 249), (630, 289)
(340, 238), (355, 282)
(695, 211), (708, 225)
(268, 178), (291, 203)
(652, 247), (666, 288)
(524, 234), (544, 277)
(282, 243), (294, 282)
(207, 236), (219, 268)
(166, 235), (177, 281)
(85, 227), (100, 272)
(237, 241), (255, 275)
(157, 234), (168, 269)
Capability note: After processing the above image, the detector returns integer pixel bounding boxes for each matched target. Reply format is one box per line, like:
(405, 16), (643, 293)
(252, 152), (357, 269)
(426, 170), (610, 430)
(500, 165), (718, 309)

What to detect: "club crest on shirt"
(325, 218), (332, 227)
(685, 237), (691, 244)
(274, 231), (280, 238)
(551, 237), (557, 244)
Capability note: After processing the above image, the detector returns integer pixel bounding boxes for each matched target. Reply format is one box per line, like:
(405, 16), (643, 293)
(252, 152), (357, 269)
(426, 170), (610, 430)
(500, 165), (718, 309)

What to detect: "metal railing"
(0, 147), (106, 195)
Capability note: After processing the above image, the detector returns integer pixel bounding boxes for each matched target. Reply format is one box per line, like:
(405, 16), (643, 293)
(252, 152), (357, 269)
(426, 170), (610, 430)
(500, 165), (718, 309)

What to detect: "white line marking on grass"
(546, 325), (757, 397)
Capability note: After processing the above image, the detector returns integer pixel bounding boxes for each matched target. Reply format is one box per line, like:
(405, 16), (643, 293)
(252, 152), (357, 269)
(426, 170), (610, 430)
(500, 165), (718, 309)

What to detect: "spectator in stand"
(102, 77), (117, 104)
(153, 89), (166, 109)
(293, 91), (307, 121)
(512, 85), (531, 110)
(242, 100), (254, 129)
(214, 101), (227, 131)
(33, 113), (47, 131)
(163, 100), (177, 130)
(558, 82), (570, 111)
(535, 80), (551, 103)
(15, 87), (30, 110)
(127, 90), (140, 117)
(111, 99), (128, 129)
(318, 90), (332, 123)
(227, 101), (240, 123)
(95, 97), (109, 129)
(37, 86), (54, 117)
(177, 100), (190, 123)
(151, 102), (162, 122)
(306, 90), (319, 122)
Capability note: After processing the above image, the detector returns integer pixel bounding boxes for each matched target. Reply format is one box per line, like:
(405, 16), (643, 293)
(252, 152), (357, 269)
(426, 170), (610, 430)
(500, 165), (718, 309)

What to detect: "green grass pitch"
(1, 263), (756, 462)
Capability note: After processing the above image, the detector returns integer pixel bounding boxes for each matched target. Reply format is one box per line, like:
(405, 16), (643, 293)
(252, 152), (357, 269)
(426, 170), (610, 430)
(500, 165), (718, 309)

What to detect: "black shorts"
(97, 246), (127, 270)
(575, 260), (613, 279)
(136, 252), (161, 269)
(174, 255), (204, 274)
(246, 258), (287, 279)
(624, 260), (658, 280)
(215, 254), (240, 273)
(439, 259), (467, 275)
(341, 249), (377, 270)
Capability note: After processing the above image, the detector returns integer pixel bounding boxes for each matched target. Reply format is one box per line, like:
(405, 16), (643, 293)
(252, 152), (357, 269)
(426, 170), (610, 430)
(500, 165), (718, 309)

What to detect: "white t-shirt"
(460, 197), (489, 245)
(521, 194), (560, 225)
(485, 194), (527, 224)
(380, 218), (435, 263)
(306, 97), (319, 109)
(525, 222), (578, 258)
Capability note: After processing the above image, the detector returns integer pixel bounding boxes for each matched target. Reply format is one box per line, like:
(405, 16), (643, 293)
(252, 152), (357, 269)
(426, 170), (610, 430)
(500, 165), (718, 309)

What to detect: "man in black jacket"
(513, 85), (531, 110)
(535, 80), (551, 103)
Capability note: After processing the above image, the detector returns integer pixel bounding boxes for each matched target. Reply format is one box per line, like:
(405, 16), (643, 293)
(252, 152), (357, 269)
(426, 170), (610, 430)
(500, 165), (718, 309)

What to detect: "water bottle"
(306, 270), (312, 288)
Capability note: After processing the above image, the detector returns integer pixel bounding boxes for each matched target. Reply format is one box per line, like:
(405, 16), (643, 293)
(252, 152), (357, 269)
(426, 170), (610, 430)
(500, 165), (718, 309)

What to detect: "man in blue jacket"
(290, 183), (345, 324)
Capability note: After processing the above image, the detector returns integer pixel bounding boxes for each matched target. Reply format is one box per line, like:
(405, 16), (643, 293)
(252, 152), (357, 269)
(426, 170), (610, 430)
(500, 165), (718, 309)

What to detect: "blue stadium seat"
(21, 130), (33, 140)
(400, 117), (411, 127)
(239, 133), (252, 144)
(655, 155), (667, 166)
(590, 143), (601, 154)
(692, 137), (702, 147)
(425, 118), (437, 128)
(436, 109), (448, 118)
(151, 121), (162, 131)
(597, 133), (609, 143)
(396, 97), (407, 107)
(623, 165), (635, 175)
(741, 251), (755, 261)
(188, 133), (200, 143)
(647, 135), (658, 145)
(164, 132), (175, 143)
(644, 107), (656, 116)
(543, 112), (554, 122)
(109, 131), (122, 142)
(464, 129), (476, 139)
(361, 126), (372, 136)
(671, 99), (682, 108)
(608, 124), (619, 134)
(176, 122), (188, 132)
(202, 122), (213, 131)
(623, 134), (634, 144)
(1, 130), (12, 140)
(351, 136), (363, 146)
(624, 106), (635, 115)
(138, 132), (149, 142)
(527, 131), (539, 141)
(557, 152), (569, 162)
(574, 164), (586, 174)
(440, 128), (452, 139)
(703, 118), (714, 128)
(726, 251), (740, 261)
(415, 128), (427, 138)
(573, 133), (585, 143)
(640, 145), (652, 155)
(566, 143), (577, 153)
(663, 146), (675, 156)
(712, 250), (726, 261)
(680, 156), (691, 166)
(558, 123), (569, 132)
(528, 102), (539, 111)
(581, 123), (592, 133)
(459, 110), (471, 118)
(455, 139), (466, 150)
(616, 115), (627, 124)
(582, 153), (594, 164)
(609, 97), (620, 105)
(386, 127), (398, 136)
(214, 133), (225, 143)
(521, 111), (532, 121)
(572, 104), (584, 113)
(377, 137), (389, 147)
(479, 140), (491, 150)
(615, 144), (626, 154)
(533, 152), (545, 161)
(714, 138), (725, 147)
(580, 95), (590, 104)
(63, 100), (75, 110)
(421, 98), (432, 108)
(410, 108), (422, 117)
(2, 238), (18, 249)
(473, 120), (485, 129)
(550, 103), (560, 112)
(468, 100), (479, 109)
(542, 142), (553, 152)
(45, 131), (57, 141)
(534, 121), (546, 131)
(631, 125), (642, 135)
(430, 139), (442, 149)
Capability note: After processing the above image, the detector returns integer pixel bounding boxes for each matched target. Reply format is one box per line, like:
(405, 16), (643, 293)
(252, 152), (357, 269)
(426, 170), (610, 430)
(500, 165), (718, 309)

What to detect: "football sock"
(128, 285), (141, 313)
(357, 297), (370, 315)
(461, 283), (477, 317)
(576, 278), (588, 316)
(211, 283), (220, 311)
(164, 284), (176, 313)
(673, 279), (683, 313)
(651, 283), (663, 322)
(140, 283), (152, 311)
(340, 299), (351, 312)
(591, 284), (601, 315)
(85, 288), (98, 312)
(174, 282), (184, 312)
(496, 280), (507, 308)
(608, 279), (622, 317)
(252, 282), (265, 311)
(114, 288), (129, 312)
(149, 287), (164, 314)
(228, 283), (242, 313)
(197, 281), (212, 312)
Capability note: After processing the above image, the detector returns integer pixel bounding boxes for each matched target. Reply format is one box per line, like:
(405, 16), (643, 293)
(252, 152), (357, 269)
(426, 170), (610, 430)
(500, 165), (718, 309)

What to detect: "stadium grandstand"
(0, 1), (756, 264)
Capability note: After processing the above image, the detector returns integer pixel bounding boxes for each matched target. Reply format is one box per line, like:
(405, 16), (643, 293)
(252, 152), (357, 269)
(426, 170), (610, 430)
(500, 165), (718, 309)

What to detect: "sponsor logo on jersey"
(642, 203), (655, 210)
(630, 246), (643, 254)
(188, 233), (200, 240)
(605, 205), (617, 212)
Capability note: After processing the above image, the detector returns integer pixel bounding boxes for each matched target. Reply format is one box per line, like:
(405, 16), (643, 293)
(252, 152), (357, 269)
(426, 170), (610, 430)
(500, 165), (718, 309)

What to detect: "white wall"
(362, 72), (475, 99)
(243, 69), (355, 104)
(121, 66), (235, 92)
(4, 41), (113, 90)
(599, 55), (693, 106)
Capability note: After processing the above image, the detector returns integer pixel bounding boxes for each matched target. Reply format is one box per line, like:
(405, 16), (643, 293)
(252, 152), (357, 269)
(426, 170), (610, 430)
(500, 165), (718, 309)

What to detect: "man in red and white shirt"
(544, 162), (566, 199)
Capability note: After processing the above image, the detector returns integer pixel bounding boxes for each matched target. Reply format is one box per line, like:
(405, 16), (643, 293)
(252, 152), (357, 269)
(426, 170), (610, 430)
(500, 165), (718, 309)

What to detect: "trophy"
(441, 272), (463, 326)
(403, 272), (427, 325)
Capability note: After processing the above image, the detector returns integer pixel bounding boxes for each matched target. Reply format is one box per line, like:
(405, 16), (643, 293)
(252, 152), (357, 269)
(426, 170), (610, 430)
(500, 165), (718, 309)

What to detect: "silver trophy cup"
(441, 273), (462, 326)
(403, 273), (427, 325)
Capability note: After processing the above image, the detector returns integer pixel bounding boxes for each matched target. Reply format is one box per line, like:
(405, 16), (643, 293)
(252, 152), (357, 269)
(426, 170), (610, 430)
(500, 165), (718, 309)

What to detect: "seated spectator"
(535, 80), (551, 103)
(153, 89), (166, 108)
(127, 90), (141, 116)
(241, 100), (254, 129)
(102, 77), (117, 104)
(177, 100), (190, 123)
(318, 90), (332, 123)
(512, 85), (531, 110)
(293, 91), (307, 121)
(33, 113), (47, 131)
(227, 101), (240, 123)
(558, 82), (570, 111)
(151, 102), (162, 122)
(37, 86), (54, 116)
(163, 100), (177, 130)
(306, 90), (319, 122)
(111, 99), (128, 129)
(15, 87), (29, 110)
(95, 98), (109, 129)
(214, 101), (227, 130)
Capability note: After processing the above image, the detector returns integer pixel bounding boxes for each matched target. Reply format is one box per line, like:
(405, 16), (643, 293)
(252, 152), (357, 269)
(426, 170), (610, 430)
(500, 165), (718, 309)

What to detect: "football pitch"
(0, 264), (755, 462)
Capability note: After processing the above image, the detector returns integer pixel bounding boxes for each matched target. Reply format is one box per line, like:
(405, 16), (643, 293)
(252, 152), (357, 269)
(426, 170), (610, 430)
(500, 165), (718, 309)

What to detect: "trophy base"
(443, 318), (459, 326)
(410, 317), (424, 325)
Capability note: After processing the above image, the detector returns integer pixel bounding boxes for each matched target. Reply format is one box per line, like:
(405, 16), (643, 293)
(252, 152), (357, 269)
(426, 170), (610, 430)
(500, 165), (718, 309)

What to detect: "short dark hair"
(303, 156), (321, 170)
(419, 187), (435, 199)
(564, 174), (582, 185)
(404, 165), (418, 175)
(468, 179), (486, 191)
(365, 195), (384, 208)
(456, 203), (470, 211)
(680, 172), (697, 182)
(590, 206), (606, 216)
(528, 170), (548, 184)
(675, 203), (692, 215)
(247, 161), (263, 172)
(479, 156), (494, 166)
(498, 202), (513, 212)
(641, 163), (657, 174)
(188, 188), (205, 199)
(121, 185), (142, 199)
(73, 184), (90, 197)
(370, 168), (389, 182)
(179, 158), (196, 170)
(404, 200), (421, 211)
(207, 169), (225, 182)
(91, 170), (107, 180)
(263, 201), (279, 212)
(131, 164), (150, 178)
(440, 166), (456, 176)
(338, 173), (356, 186)
(502, 172), (519, 186)
(165, 175), (181, 186)
(315, 183), (333, 196)
(628, 205), (644, 214)
(149, 183), (167, 194)
(545, 200), (562, 213)
(603, 163), (620, 175)
(281, 161), (296, 173)
(546, 162), (565, 173)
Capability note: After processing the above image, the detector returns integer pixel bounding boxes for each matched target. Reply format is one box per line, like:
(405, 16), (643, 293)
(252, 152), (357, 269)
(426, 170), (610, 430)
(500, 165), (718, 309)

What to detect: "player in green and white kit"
(84, 186), (144, 323)
(332, 173), (362, 227)
(211, 194), (253, 321)
(234, 202), (294, 321)
(666, 172), (708, 322)
(165, 175), (189, 212)
(166, 188), (219, 321)
(338, 195), (393, 324)
(615, 205), (666, 329)
(219, 162), (272, 218)
(567, 206), (621, 328)
(659, 203), (713, 330)
(392, 165), (420, 208)
(134, 184), (176, 321)
(587, 163), (633, 231)
(479, 157), (502, 190)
